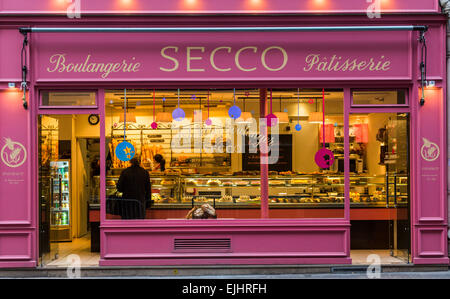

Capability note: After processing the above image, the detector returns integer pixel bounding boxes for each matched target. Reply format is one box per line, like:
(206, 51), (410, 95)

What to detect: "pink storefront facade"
(0, 0), (448, 268)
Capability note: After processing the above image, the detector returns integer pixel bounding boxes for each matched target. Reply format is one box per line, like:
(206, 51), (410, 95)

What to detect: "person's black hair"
(130, 156), (140, 166)
(154, 154), (163, 163)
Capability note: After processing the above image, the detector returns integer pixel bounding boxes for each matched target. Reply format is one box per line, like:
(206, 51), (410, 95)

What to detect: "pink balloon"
(151, 122), (158, 129)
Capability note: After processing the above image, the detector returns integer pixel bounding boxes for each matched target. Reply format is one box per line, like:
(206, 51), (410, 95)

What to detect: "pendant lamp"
(119, 112), (136, 123)
(236, 91), (253, 123)
(275, 95), (289, 123)
(308, 112), (323, 123)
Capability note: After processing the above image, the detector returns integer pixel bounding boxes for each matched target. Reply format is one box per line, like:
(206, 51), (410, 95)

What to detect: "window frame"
(39, 89), (98, 109)
(350, 88), (409, 108)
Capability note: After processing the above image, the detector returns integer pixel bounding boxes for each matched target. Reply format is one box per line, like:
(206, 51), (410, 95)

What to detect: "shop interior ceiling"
(104, 89), (343, 109)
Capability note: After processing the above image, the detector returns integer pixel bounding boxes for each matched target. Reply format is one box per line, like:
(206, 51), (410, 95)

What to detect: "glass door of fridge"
(38, 115), (60, 266)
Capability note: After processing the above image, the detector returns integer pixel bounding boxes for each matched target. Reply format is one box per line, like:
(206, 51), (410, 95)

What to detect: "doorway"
(38, 114), (100, 267)
(348, 112), (411, 264)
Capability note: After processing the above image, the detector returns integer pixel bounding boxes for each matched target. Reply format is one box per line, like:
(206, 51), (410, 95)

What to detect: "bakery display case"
(103, 171), (408, 216)
(105, 174), (182, 206)
(177, 172), (408, 209)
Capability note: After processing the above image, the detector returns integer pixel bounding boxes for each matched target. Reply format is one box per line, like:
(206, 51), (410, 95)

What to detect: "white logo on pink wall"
(1, 138), (27, 168)
(421, 137), (440, 162)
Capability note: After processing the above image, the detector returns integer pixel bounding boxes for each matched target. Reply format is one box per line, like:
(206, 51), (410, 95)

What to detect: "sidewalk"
(0, 264), (448, 279)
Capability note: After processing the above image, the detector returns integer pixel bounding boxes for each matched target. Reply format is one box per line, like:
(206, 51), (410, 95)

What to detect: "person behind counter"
(116, 156), (151, 219)
(152, 154), (166, 172)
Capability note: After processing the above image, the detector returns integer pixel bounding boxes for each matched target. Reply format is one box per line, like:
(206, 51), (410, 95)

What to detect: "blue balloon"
(295, 124), (302, 131)
(115, 141), (135, 162)
(172, 108), (185, 121)
(228, 105), (242, 119)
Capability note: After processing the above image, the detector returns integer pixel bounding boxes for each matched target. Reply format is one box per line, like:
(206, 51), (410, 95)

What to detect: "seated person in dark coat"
(116, 156), (151, 219)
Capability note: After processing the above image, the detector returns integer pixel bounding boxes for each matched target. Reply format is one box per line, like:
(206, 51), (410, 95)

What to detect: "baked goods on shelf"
(269, 180), (284, 186)
(207, 179), (221, 186)
(235, 181), (249, 186)
(165, 169), (181, 176)
(290, 179), (309, 185)
(181, 196), (192, 203)
(279, 171), (294, 176)
(350, 192), (361, 202)
(106, 180), (116, 186)
(250, 181), (261, 186)
(217, 195), (233, 202)
(161, 180), (175, 186)
(236, 195), (250, 202)
(185, 179), (197, 186)
(222, 181), (233, 186)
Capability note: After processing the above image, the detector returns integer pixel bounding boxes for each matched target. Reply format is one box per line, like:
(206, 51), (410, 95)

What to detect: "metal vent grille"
(174, 238), (231, 252)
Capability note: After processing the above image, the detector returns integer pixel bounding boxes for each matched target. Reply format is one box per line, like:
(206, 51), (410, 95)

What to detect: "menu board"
(242, 134), (292, 172)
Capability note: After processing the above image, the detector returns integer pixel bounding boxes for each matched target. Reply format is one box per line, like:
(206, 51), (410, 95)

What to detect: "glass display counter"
(103, 172), (408, 209)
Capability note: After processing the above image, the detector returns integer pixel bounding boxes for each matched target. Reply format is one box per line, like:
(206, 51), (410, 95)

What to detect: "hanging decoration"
(172, 88), (185, 121)
(205, 89), (212, 126)
(295, 88), (302, 132)
(228, 88), (242, 119)
(266, 88), (277, 127)
(151, 88), (158, 129)
(314, 88), (334, 169)
(115, 88), (135, 162)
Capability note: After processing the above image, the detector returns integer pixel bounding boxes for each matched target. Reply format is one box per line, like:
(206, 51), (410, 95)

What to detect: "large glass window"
(104, 88), (348, 220)
(105, 89), (262, 220)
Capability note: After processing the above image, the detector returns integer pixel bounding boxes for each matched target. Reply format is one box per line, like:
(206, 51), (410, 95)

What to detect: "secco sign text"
(36, 30), (411, 81)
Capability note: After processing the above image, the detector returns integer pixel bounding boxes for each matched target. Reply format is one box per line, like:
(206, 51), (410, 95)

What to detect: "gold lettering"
(210, 47), (232, 72)
(187, 47), (205, 72)
(160, 46), (179, 72)
(304, 54), (320, 72)
(235, 46), (257, 72)
(261, 46), (288, 72)
(47, 54), (66, 72)
(381, 61), (391, 71)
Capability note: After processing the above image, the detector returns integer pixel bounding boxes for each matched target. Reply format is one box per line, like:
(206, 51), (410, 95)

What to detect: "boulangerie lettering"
(46, 54), (141, 79)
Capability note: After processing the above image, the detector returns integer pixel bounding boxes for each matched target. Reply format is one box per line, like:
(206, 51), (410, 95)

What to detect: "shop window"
(352, 90), (406, 106)
(41, 91), (97, 107)
(267, 89), (344, 219)
(104, 88), (348, 220)
(104, 89), (263, 220)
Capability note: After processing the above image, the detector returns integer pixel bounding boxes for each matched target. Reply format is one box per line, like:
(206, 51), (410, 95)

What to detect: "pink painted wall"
(0, 8), (448, 267)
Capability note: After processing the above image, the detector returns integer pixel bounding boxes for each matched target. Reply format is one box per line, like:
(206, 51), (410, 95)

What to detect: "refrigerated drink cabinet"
(49, 160), (72, 242)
